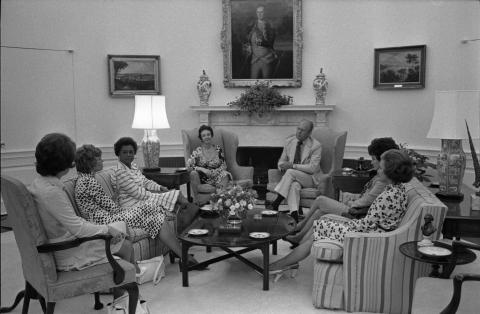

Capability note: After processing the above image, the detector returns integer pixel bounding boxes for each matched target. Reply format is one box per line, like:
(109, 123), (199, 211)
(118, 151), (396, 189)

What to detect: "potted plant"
(399, 143), (437, 182)
(227, 81), (292, 117)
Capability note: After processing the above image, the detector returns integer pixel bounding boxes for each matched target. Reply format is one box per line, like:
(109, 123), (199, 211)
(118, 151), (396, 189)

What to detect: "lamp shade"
(132, 95), (170, 129)
(427, 90), (480, 139)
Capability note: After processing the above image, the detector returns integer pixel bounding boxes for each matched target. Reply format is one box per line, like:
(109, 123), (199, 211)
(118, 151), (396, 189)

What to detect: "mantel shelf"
(190, 105), (335, 127)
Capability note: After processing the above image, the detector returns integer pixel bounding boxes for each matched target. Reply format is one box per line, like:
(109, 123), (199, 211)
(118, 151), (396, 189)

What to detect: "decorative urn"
(313, 68), (328, 106)
(197, 70), (212, 106)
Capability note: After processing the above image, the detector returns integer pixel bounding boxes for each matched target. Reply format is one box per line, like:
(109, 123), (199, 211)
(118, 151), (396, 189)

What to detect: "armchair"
(311, 178), (447, 314)
(0, 175), (138, 314)
(266, 126), (347, 208)
(181, 128), (254, 205)
(411, 241), (480, 314)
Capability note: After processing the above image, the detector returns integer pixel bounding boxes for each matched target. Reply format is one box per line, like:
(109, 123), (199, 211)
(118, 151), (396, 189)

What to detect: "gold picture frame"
(221, 0), (303, 87)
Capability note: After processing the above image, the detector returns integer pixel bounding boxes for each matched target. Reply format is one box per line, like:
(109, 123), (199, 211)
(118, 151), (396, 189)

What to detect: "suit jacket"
(278, 135), (323, 185)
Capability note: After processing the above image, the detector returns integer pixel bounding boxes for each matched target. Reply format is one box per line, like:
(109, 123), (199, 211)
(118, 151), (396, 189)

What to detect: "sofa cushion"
(62, 177), (81, 216)
(312, 239), (344, 262)
(95, 168), (116, 199)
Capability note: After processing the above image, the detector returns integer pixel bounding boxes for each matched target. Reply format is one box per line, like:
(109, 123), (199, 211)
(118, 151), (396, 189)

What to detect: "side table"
(429, 184), (480, 239)
(332, 169), (371, 201)
(143, 169), (192, 202)
(399, 241), (476, 278)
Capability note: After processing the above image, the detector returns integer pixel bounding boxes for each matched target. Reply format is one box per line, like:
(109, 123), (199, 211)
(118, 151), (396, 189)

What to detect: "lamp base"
(435, 191), (464, 201)
(436, 139), (466, 197)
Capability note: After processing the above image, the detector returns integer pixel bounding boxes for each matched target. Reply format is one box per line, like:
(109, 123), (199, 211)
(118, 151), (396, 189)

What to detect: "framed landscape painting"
(108, 55), (161, 96)
(374, 45), (426, 90)
(221, 0), (303, 87)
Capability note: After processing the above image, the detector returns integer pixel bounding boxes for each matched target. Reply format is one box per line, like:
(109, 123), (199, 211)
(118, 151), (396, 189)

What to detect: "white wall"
(1, 0), (479, 184)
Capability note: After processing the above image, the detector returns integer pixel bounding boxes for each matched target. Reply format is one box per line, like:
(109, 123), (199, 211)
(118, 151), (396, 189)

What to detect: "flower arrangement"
(227, 81), (292, 117)
(210, 185), (258, 219)
(399, 143), (437, 182)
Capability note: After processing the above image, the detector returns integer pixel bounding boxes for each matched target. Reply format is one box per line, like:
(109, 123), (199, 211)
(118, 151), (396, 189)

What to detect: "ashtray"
(187, 229), (209, 236)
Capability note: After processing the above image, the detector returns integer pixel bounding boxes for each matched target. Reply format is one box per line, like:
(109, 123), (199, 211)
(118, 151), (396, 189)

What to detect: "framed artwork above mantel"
(221, 0), (303, 88)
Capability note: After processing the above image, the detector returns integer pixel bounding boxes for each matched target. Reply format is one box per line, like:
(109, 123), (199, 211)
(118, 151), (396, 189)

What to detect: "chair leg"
(22, 282), (36, 314)
(169, 251), (177, 264)
(45, 303), (55, 314)
(0, 290), (25, 313)
(93, 292), (103, 310)
(38, 297), (46, 313)
(206, 246), (212, 253)
(123, 283), (139, 314)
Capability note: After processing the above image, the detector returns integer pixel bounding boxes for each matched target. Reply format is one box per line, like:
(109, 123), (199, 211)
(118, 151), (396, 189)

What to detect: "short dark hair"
(35, 133), (76, 176)
(368, 137), (399, 161)
(381, 149), (414, 184)
(198, 125), (214, 140)
(76, 144), (102, 174)
(114, 137), (137, 156)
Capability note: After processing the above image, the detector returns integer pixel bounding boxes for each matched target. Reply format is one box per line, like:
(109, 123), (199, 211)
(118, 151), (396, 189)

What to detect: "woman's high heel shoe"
(269, 263), (299, 282)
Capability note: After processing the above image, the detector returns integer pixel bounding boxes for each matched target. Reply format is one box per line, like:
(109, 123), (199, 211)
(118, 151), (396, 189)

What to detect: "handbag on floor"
(106, 293), (150, 314)
(136, 255), (165, 285)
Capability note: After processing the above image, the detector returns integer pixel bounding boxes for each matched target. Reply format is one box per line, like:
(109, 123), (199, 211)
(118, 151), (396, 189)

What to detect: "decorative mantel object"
(132, 95), (170, 170)
(227, 81), (292, 117)
(221, 0), (303, 87)
(427, 90), (480, 200)
(313, 68), (328, 105)
(197, 70), (212, 106)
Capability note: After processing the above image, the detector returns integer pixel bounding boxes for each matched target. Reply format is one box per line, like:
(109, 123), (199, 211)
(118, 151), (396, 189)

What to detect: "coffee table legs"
(261, 244), (270, 291)
(181, 241), (190, 287)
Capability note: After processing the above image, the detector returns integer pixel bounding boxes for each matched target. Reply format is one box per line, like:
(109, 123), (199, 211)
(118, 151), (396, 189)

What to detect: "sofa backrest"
(399, 177), (447, 241)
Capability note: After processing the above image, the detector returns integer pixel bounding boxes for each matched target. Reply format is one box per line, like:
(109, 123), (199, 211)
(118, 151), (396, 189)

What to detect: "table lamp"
(427, 90), (480, 200)
(132, 95), (170, 171)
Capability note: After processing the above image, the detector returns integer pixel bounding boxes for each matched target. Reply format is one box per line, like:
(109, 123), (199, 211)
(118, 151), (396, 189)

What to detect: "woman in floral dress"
(186, 125), (231, 188)
(269, 149), (414, 275)
(74, 144), (200, 266)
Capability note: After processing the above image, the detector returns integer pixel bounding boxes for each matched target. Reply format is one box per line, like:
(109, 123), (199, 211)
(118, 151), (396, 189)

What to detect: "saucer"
(188, 229), (209, 236)
(200, 204), (213, 211)
(418, 246), (452, 257)
(249, 232), (270, 239)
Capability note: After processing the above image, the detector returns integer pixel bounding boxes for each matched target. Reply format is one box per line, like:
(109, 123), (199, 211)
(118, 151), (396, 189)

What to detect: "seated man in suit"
(270, 119), (322, 222)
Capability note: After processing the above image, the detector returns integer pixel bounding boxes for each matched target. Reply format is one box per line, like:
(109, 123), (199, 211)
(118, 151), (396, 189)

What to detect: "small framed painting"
(108, 55), (161, 96)
(374, 45), (426, 90)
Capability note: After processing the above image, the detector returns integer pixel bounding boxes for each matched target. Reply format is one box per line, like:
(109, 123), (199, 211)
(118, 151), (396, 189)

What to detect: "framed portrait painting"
(374, 45), (426, 90)
(108, 55), (161, 96)
(221, 0), (303, 87)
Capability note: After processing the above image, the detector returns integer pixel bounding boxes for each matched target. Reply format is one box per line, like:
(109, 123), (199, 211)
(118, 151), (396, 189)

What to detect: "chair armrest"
(441, 273), (480, 314)
(229, 164), (254, 182)
(268, 169), (282, 183)
(37, 234), (125, 285)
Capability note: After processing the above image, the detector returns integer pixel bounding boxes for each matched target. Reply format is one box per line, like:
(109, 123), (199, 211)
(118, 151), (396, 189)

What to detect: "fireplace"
(237, 146), (283, 199)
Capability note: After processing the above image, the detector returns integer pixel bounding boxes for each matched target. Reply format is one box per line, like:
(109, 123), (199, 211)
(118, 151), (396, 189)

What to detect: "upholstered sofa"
(311, 178), (447, 314)
(63, 168), (172, 262)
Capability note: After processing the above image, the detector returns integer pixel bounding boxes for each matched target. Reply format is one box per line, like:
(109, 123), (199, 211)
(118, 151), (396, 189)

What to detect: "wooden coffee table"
(177, 208), (296, 290)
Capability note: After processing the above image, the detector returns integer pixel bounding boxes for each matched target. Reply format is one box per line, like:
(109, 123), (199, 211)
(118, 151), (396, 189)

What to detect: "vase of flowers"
(210, 185), (258, 224)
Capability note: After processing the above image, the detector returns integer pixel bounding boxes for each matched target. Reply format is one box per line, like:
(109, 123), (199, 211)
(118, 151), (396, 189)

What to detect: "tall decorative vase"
(313, 68), (328, 106)
(141, 129), (161, 170)
(197, 70), (212, 106)
(436, 139), (466, 198)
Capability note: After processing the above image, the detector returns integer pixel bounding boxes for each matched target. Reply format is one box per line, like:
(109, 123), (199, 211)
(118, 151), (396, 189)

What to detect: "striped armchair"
(312, 178), (447, 314)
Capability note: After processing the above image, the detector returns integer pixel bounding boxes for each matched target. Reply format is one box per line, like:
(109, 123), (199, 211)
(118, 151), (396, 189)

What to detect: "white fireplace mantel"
(190, 105), (335, 127)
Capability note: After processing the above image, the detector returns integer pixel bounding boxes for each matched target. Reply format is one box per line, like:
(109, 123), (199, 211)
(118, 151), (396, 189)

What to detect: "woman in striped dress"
(111, 137), (189, 213)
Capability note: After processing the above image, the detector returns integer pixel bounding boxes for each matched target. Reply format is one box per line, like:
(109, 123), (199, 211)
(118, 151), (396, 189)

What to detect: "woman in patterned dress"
(74, 144), (200, 266)
(285, 138), (399, 245)
(269, 149), (413, 275)
(186, 125), (232, 188)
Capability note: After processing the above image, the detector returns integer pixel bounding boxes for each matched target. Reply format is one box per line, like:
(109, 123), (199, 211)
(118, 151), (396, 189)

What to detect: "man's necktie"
(293, 141), (303, 164)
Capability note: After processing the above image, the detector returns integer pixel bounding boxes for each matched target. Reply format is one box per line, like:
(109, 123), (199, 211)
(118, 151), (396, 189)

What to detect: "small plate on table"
(249, 232), (270, 239)
(418, 246), (452, 257)
(188, 229), (209, 236)
(261, 210), (278, 216)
